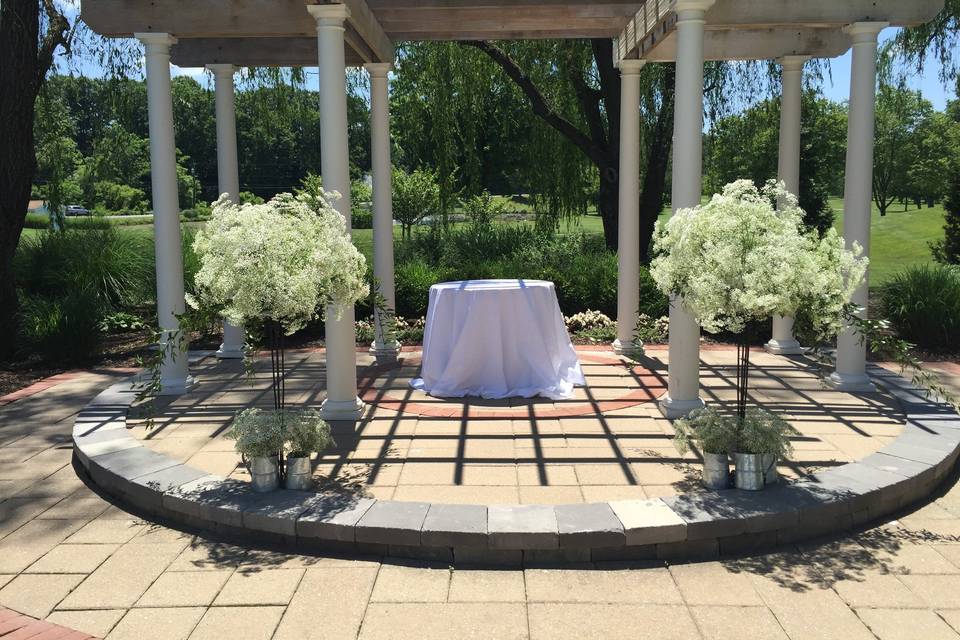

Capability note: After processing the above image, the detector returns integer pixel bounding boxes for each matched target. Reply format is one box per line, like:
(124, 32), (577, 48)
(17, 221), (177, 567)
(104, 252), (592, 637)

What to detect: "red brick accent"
(0, 366), (140, 407)
(0, 608), (97, 639)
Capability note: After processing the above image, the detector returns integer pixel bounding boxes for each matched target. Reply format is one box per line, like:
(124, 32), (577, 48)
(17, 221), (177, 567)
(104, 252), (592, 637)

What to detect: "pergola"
(80, 0), (943, 421)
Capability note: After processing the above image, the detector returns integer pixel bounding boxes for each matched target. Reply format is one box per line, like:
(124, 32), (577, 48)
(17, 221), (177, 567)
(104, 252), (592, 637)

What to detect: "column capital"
(135, 32), (177, 52)
(617, 59), (646, 74)
(307, 3), (351, 26)
(206, 63), (236, 76)
(843, 21), (889, 43)
(364, 62), (393, 78)
(778, 55), (810, 70)
(673, 0), (715, 18)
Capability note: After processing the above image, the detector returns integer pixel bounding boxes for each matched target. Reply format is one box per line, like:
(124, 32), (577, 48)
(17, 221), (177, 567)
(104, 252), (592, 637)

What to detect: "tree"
(34, 87), (82, 226)
(932, 162), (960, 264)
(393, 167), (441, 239)
(0, 0), (71, 354)
(872, 85), (928, 216)
(906, 111), (958, 207)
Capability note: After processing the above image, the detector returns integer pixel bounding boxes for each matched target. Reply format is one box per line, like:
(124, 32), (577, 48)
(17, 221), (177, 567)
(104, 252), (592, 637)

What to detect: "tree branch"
(460, 40), (606, 166)
(36, 0), (71, 90)
(566, 46), (608, 152)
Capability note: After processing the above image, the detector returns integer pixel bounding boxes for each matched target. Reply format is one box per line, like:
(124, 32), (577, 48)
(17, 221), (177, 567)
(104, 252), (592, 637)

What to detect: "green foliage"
(14, 227), (154, 309)
(879, 264), (960, 351)
(98, 311), (148, 334)
(673, 407), (739, 456)
(462, 190), (507, 230)
(17, 288), (106, 362)
(736, 408), (797, 458)
(93, 181), (147, 213)
(873, 85), (936, 216)
(393, 167), (442, 238)
(227, 408), (287, 459)
(240, 191), (264, 205)
(284, 409), (334, 458)
(931, 163), (960, 264)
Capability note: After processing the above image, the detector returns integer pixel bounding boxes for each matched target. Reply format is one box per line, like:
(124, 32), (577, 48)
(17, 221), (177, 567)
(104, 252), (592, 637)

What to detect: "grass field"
(21, 196), (947, 289)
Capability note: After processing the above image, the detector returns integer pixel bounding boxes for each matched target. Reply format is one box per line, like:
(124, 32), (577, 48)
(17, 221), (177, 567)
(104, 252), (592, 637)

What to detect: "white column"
(308, 4), (363, 420)
(829, 22), (888, 393)
(137, 33), (193, 395)
(660, 0), (713, 420)
(766, 55), (809, 356)
(208, 63), (246, 360)
(614, 59), (646, 355)
(365, 62), (400, 362)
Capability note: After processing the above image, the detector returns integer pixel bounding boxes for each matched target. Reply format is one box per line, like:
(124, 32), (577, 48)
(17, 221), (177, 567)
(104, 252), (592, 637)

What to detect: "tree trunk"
(597, 160), (619, 249)
(0, 0), (41, 357)
(0, 0), (69, 357)
(639, 66), (676, 263)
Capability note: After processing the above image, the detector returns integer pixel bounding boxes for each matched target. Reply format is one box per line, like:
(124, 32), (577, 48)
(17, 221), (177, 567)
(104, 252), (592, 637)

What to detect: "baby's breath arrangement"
(285, 409), (335, 458)
(227, 408), (287, 460)
(673, 407), (738, 456)
(651, 179), (868, 423)
(189, 192), (368, 334)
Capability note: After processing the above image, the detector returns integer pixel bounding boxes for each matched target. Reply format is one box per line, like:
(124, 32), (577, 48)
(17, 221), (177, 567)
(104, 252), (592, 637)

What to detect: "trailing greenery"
(879, 264), (960, 351)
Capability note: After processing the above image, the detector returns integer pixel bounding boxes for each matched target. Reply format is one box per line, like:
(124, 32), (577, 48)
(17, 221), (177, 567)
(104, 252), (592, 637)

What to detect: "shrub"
(93, 181), (147, 213)
(14, 227), (154, 309)
(394, 259), (449, 317)
(394, 167), (441, 238)
(17, 288), (106, 362)
(880, 264), (960, 351)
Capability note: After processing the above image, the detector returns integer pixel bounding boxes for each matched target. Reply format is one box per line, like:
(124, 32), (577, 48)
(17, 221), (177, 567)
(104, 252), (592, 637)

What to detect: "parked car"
(64, 205), (90, 216)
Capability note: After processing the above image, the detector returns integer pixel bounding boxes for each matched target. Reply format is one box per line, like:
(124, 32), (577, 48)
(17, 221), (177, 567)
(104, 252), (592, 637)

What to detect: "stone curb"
(72, 362), (960, 565)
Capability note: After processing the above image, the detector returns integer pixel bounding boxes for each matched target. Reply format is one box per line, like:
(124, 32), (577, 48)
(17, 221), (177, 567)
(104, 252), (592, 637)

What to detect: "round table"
(410, 279), (585, 399)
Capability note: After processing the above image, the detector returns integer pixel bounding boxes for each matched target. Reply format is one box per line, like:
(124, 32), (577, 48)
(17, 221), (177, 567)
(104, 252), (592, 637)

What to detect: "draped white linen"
(411, 280), (585, 400)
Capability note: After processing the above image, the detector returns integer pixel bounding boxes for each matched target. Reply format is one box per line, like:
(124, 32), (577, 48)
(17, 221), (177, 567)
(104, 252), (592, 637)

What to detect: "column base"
(659, 395), (706, 420)
(157, 375), (196, 397)
(320, 396), (365, 421)
(764, 338), (804, 356)
(216, 344), (246, 359)
(612, 339), (644, 357)
(826, 371), (876, 393)
(369, 341), (401, 363)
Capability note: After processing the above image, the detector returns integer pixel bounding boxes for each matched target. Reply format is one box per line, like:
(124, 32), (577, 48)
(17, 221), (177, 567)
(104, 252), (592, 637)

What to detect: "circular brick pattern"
(72, 357), (960, 565)
(357, 351), (667, 419)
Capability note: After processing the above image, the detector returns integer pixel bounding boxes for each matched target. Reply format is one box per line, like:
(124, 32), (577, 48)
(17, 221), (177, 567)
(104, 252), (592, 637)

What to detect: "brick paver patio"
(0, 361), (958, 639)
(130, 347), (906, 504)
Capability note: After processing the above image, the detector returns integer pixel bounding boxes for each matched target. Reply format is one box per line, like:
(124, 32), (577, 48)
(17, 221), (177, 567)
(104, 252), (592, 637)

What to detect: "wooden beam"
(702, 0), (944, 28)
(616, 0), (944, 63)
(317, 0), (394, 62)
(80, 0), (645, 41)
(169, 37), (366, 67)
(643, 27), (851, 62)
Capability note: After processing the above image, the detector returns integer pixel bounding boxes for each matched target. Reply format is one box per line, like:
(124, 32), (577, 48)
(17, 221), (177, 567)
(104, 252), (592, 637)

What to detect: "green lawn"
(828, 197), (946, 286)
(21, 197), (946, 289)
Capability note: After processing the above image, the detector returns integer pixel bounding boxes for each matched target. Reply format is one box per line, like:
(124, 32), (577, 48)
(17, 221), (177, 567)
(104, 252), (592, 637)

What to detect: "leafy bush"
(394, 259), (451, 317)
(352, 208), (373, 229)
(15, 227), (154, 309)
(394, 167), (441, 238)
(17, 288), (106, 362)
(93, 181), (147, 213)
(880, 264), (960, 351)
(98, 311), (149, 334)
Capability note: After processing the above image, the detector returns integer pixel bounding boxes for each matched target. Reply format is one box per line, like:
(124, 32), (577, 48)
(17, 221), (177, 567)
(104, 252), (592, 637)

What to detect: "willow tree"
(392, 39), (676, 254)
(888, 0), (960, 82)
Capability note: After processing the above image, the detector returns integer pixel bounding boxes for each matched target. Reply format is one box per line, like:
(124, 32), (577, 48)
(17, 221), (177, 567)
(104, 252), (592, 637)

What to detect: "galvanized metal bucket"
(701, 452), (730, 490)
(249, 456), (279, 492)
(285, 456), (313, 491)
(734, 453), (765, 491)
(762, 454), (779, 485)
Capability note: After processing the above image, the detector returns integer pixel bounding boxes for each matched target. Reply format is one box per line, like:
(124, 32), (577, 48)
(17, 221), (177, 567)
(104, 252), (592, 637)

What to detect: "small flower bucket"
(734, 453), (765, 491)
(249, 456), (279, 492)
(285, 456), (313, 491)
(701, 452), (731, 490)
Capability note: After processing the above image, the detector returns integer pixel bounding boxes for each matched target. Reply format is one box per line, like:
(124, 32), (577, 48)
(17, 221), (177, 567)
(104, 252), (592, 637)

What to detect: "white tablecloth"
(410, 279), (585, 399)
